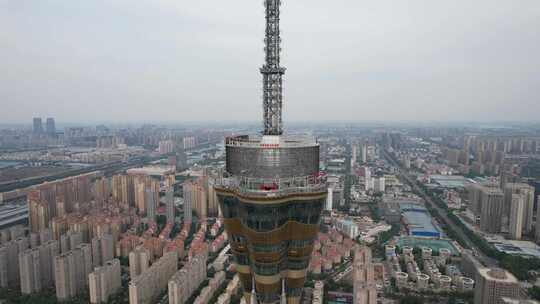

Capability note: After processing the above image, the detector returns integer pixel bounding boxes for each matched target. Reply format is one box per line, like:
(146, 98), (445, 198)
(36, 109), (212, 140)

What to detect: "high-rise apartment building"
(504, 183), (535, 234)
(183, 191), (192, 224)
(480, 188), (504, 233)
(374, 177), (386, 193)
(54, 243), (93, 301)
(39, 240), (59, 287)
(168, 254), (207, 304)
(536, 195), (540, 242)
(0, 244), (8, 288)
(33, 117), (43, 134)
(214, 1), (326, 303)
(133, 176), (160, 216)
(207, 178), (220, 218)
(166, 189), (175, 224)
(28, 190), (51, 233)
(182, 137), (196, 150)
(112, 175), (135, 208)
(92, 177), (110, 207)
(89, 259), (122, 304)
(46, 118), (56, 135)
(91, 234), (114, 268)
(508, 194), (525, 240)
(60, 231), (83, 254)
(0, 237), (29, 288)
(129, 251), (178, 304)
(474, 268), (521, 304)
(183, 179), (207, 220)
(20, 241), (59, 294)
(146, 189), (156, 223)
(159, 140), (176, 155)
(129, 246), (151, 279)
(19, 248), (42, 294)
(353, 247), (377, 304)
(468, 183), (485, 218)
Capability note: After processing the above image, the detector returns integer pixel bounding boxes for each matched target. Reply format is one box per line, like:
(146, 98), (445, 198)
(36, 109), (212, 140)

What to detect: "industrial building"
(400, 204), (441, 238)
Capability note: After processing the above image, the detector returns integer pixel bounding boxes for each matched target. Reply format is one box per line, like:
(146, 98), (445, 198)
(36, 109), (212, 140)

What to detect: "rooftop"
(491, 239), (540, 258)
(225, 135), (318, 149)
(429, 175), (469, 188)
(478, 268), (518, 283)
(395, 237), (459, 255)
(127, 165), (175, 176)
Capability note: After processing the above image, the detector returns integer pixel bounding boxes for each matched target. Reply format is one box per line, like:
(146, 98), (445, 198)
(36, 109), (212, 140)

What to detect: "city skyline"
(1, 0), (540, 124)
(2, 1), (540, 303)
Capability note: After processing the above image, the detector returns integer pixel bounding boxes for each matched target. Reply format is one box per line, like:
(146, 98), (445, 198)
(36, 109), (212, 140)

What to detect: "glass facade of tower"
(216, 135), (326, 304)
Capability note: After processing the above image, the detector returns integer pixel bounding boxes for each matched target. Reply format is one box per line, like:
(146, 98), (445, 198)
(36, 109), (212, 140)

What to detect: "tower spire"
(280, 278), (287, 304)
(261, 0), (286, 136)
(250, 277), (258, 304)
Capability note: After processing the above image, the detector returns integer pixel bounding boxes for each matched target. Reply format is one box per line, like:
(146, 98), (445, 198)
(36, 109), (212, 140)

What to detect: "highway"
(381, 149), (498, 268)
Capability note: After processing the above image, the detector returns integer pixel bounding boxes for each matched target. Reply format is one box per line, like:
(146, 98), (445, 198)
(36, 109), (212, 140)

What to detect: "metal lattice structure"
(261, 0), (286, 136)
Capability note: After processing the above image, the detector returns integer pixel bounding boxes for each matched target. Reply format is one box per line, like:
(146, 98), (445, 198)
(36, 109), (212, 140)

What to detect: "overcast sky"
(1, 0), (539, 125)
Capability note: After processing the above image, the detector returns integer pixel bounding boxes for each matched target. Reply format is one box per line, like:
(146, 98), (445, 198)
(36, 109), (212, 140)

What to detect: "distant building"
(46, 118), (56, 135)
(508, 194), (525, 240)
(33, 117), (43, 134)
(360, 143), (368, 164)
(159, 140), (176, 155)
(474, 268), (520, 304)
(183, 179), (207, 220)
(480, 187), (504, 233)
(166, 189), (175, 224)
(504, 183), (535, 234)
(146, 190), (156, 223)
(536, 195), (540, 242)
(326, 187), (333, 211)
(374, 177), (386, 193)
(133, 176), (159, 216)
(92, 177), (110, 207)
(335, 219), (359, 239)
(182, 137), (196, 150)
(112, 175), (135, 208)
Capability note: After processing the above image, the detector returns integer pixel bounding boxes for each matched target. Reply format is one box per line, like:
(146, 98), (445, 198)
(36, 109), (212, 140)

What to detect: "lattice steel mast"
(261, 0), (285, 136)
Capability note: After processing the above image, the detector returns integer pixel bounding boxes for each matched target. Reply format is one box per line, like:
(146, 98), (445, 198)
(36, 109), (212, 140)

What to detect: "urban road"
(381, 149), (498, 268)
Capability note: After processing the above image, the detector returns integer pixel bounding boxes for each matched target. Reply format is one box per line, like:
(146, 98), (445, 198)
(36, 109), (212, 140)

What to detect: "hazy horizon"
(1, 0), (539, 124)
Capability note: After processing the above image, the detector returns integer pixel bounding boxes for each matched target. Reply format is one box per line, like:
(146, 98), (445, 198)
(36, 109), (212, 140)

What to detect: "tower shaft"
(261, 0), (285, 136)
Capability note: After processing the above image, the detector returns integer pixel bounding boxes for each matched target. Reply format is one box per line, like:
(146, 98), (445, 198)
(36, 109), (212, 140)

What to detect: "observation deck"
(214, 172), (327, 199)
(225, 135), (321, 179)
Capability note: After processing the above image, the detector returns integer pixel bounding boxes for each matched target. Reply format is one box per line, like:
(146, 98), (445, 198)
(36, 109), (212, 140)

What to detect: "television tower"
(215, 1), (327, 303)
